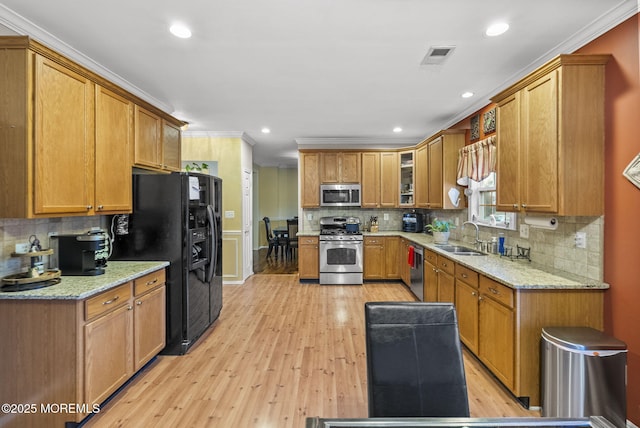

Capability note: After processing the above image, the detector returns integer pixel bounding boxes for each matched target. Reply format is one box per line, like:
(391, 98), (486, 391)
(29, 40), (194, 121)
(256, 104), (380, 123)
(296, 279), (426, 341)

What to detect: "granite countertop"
(0, 261), (169, 300)
(298, 229), (608, 290)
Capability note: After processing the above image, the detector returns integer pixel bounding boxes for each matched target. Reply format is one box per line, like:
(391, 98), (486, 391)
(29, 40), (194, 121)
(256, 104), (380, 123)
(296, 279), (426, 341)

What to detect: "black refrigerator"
(110, 172), (223, 355)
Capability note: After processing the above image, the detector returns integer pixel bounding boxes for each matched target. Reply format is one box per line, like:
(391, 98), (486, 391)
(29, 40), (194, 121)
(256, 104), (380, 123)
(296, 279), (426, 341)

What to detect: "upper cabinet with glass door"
(399, 150), (414, 207)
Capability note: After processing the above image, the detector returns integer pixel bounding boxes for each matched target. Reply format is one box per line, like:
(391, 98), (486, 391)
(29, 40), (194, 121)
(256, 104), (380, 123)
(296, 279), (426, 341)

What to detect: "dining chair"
(364, 302), (470, 418)
(263, 217), (283, 258)
(286, 219), (298, 259)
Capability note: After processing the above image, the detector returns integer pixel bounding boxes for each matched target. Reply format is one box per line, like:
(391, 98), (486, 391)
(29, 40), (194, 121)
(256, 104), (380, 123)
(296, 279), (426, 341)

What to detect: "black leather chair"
(285, 219), (298, 259)
(364, 302), (470, 417)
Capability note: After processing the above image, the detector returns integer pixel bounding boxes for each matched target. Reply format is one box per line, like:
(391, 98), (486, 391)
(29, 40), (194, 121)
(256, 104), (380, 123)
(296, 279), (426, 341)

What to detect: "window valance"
(456, 135), (496, 185)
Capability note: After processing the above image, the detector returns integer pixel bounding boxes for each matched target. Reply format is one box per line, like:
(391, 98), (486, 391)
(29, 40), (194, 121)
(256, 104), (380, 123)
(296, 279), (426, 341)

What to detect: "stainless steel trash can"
(541, 327), (627, 428)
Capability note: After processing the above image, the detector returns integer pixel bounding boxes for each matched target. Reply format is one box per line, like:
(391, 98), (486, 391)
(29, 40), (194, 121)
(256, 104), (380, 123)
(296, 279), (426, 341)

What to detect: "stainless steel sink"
(436, 245), (487, 256)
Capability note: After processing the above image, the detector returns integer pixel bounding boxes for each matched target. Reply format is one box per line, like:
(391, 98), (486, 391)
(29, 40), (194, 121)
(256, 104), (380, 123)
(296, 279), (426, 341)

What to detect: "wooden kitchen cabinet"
(492, 54), (609, 216)
(399, 150), (415, 207)
(0, 267), (167, 428)
(320, 151), (361, 183)
(423, 249), (438, 302)
(361, 152), (381, 208)
(364, 236), (400, 280)
(384, 236), (401, 279)
(436, 256), (455, 303)
(300, 152), (321, 208)
(0, 36), (182, 218)
(454, 263), (480, 354)
(134, 280), (167, 370)
(134, 103), (184, 173)
(95, 85), (133, 213)
(380, 152), (398, 207)
(85, 271), (166, 406)
(361, 151), (398, 208)
(298, 236), (319, 279)
(134, 105), (162, 170)
(478, 276), (515, 390)
(364, 236), (385, 279)
(162, 119), (182, 172)
(84, 292), (134, 405)
(446, 262), (603, 407)
(415, 130), (465, 209)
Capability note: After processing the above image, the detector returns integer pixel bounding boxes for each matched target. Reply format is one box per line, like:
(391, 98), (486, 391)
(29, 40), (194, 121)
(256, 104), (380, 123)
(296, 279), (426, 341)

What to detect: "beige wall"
(255, 165), (298, 248)
(182, 134), (245, 282)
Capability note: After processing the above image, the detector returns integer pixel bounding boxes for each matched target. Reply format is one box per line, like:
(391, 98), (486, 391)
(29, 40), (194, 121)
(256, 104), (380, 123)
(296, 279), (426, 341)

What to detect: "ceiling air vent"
(420, 45), (456, 66)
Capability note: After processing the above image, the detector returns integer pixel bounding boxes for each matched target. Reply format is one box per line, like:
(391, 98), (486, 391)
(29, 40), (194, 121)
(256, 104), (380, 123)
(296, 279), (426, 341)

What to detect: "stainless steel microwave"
(320, 184), (361, 207)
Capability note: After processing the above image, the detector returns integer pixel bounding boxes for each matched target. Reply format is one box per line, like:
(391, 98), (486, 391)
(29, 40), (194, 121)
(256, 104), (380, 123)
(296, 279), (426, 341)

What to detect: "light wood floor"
(84, 274), (538, 427)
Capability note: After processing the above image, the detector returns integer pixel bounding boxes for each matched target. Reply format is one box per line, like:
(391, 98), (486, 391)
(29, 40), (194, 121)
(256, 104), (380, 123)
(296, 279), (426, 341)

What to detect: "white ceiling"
(0, 1), (637, 167)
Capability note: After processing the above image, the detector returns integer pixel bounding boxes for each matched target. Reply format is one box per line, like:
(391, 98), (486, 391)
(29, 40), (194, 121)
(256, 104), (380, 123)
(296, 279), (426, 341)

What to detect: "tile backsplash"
(0, 217), (105, 277)
(302, 207), (604, 283)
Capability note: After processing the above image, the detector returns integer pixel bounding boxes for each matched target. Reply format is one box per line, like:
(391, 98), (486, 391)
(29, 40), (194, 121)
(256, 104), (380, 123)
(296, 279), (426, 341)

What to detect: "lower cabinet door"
(84, 303), (133, 405)
(134, 286), (166, 371)
(479, 295), (515, 390)
(455, 281), (479, 354)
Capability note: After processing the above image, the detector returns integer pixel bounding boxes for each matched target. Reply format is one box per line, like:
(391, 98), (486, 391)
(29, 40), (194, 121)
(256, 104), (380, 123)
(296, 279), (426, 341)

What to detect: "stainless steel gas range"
(319, 216), (363, 285)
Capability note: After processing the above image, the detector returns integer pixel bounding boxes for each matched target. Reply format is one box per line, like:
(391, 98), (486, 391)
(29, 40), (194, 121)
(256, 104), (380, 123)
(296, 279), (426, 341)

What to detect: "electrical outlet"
(519, 224), (529, 239)
(575, 232), (587, 249)
(224, 210), (235, 218)
(383, 213), (389, 221)
(307, 213), (313, 221)
(15, 242), (30, 253)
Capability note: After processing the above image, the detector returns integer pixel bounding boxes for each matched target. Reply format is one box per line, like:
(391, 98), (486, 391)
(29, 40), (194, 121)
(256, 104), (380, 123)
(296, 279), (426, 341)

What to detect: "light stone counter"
(0, 261), (169, 300)
(298, 230), (608, 290)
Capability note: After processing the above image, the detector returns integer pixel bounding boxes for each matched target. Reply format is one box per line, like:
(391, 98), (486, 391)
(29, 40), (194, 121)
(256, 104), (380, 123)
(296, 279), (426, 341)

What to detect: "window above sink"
(467, 172), (517, 231)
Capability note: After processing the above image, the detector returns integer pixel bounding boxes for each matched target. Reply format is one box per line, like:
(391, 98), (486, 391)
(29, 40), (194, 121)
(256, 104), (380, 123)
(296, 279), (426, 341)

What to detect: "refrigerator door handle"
(206, 204), (216, 283)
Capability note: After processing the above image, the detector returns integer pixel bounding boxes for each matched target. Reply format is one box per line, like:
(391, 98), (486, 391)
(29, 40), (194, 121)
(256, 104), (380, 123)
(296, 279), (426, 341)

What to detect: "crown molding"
(295, 136), (422, 150)
(0, 4), (174, 114)
(183, 131), (245, 139)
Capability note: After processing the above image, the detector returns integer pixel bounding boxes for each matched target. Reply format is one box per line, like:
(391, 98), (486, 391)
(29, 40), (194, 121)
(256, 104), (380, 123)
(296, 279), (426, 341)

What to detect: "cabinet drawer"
(424, 249), (437, 265)
(300, 236), (319, 245)
(480, 276), (514, 309)
(364, 236), (383, 245)
(134, 269), (166, 296)
(456, 264), (479, 288)
(437, 256), (454, 275)
(85, 282), (132, 321)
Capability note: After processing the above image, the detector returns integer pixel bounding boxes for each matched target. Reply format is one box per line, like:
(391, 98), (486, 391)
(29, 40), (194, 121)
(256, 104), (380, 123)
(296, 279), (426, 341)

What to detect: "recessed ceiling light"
(170, 23), (192, 39)
(393, 127), (403, 133)
(261, 127), (271, 134)
(486, 22), (509, 37)
(462, 92), (474, 98)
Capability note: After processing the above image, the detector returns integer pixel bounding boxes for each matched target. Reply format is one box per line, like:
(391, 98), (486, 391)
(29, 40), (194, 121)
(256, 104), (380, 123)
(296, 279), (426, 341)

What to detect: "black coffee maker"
(54, 233), (106, 276)
(402, 212), (424, 233)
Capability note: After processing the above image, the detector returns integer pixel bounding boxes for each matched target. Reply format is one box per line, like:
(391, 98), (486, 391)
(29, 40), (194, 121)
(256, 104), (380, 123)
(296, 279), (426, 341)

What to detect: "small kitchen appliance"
(320, 184), (361, 207)
(403, 212), (424, 233)
(53, 232), (106, 276)
(319, 216), (363, 285)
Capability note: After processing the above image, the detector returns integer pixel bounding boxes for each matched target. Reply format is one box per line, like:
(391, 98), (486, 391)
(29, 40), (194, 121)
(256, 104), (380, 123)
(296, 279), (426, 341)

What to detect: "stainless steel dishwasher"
(409, 245), (424, 301)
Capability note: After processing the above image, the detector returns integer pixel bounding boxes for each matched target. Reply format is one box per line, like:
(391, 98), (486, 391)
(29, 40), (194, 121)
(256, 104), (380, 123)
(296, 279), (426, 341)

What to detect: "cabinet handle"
(488, 287), (500, 295)
(471, 291), (477, 296)
(127, 305), (133, 311)
(146, 278), (158, 286)
(433, 268), (438, 273)
(136, 300), (143, 306)
(102, 295), (120, 305)
(462, 273), (468, 278)
(513, 204), (519, 209)
(522, 203), (527, 209)
(97, 205), (104, 210)
(479, 296), (484, 301)
(87, 205), (93, 210)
